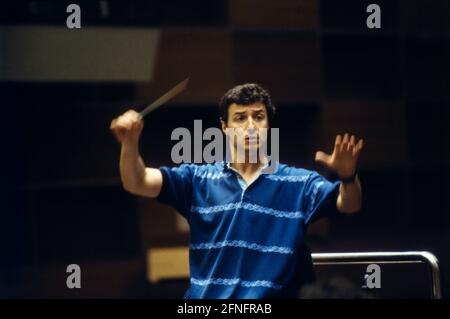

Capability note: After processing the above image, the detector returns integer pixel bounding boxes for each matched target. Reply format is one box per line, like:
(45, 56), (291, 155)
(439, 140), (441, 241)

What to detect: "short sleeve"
(302, 172), (341, 225)
(156, 164), (196, 221)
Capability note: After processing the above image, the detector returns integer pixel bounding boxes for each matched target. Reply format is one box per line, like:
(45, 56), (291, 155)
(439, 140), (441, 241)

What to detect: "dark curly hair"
(219, 83), (276, 125)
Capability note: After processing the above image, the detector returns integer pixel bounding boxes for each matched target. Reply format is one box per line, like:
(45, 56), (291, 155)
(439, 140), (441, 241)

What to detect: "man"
(110, 83), (363, 298)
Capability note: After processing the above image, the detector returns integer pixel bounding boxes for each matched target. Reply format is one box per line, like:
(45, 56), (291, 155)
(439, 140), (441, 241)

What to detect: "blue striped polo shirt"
(157, 161), (341, 299)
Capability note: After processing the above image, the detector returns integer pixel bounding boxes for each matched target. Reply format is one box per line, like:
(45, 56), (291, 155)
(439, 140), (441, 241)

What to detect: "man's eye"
(235, 116), (244, 121)
(255, 115), (264, 120)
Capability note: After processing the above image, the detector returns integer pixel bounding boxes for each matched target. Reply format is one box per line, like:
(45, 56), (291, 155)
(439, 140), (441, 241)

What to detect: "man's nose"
(246, 117), (257, 134)
(247, 117), (255, 129)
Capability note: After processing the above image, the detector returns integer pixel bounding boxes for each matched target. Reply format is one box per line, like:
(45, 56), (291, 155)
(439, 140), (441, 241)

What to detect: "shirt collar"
(223, 160), (279, 175)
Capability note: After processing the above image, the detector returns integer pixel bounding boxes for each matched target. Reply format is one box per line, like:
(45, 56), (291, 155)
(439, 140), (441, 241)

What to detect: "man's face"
(221, 102), (269, 154)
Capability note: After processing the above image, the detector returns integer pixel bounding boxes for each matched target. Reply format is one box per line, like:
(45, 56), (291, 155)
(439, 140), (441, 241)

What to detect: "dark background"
(0, 0), (449, 298)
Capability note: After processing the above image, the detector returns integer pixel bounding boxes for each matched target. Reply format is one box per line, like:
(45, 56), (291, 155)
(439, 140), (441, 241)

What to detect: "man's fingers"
(351, 139), (363, 156)
(350, 135), (355, 146)
(315, 151), (331, 166)
(132, 121), (143, 131)
(126, 109), (142, 122)
(335, 134), (342, 145)
(110, 109), (144, 144)
(110, 118), (117, 130)
(338, 133), (357, 152)
(346, 141), (353, 152)
(113, 125), (127, 135)
(352, 146), (358, 156)
(124, 118), (134, 129)
(356, 138), (363, 150)
(342, 133), (349, 143)
(341, 133), (349, 152)
(113, 117), (143, 132)
(334, 134), (342, 153)
(355, 139), (364, 154)
(111, 127), (125, 143)
(127, 111), (140, 122)
(110, 119), (127, 136)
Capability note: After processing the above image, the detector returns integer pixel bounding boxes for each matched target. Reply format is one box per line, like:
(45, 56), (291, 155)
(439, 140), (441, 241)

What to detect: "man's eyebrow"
(232, 108), (264, 115)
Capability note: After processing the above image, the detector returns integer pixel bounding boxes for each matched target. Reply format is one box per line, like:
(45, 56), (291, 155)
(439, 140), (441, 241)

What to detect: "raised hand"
(110, 110), (143, 145)
(315, 133), (364, 179)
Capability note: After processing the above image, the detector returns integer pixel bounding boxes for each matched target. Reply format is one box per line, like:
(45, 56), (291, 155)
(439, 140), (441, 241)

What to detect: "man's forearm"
(336, 175), (362, 214)
(119, 141), (147, 193)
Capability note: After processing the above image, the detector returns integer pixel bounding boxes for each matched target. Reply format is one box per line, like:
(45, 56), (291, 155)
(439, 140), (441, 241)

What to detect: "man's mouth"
(245, 136), (258, 144)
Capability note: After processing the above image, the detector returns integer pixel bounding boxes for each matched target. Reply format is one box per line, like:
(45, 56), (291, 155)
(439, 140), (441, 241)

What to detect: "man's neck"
(229, 154), (268, 176)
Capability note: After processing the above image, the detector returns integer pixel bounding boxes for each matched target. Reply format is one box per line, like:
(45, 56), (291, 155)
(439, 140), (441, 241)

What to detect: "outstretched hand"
(315, 134), (364, 179)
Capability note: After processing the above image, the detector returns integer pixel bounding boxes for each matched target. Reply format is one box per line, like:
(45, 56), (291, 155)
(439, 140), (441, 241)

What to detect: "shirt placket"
(225, 161), (275, 202)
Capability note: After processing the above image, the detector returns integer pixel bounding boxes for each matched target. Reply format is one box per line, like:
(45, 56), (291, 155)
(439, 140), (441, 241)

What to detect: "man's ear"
(220, 118), (227, 134)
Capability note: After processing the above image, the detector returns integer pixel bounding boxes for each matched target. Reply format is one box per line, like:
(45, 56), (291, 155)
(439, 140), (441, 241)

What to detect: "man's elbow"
(122, 179), (141, 196)
(337, 202), (362, 215)
(122, 179), (160, 199)
(336, 192), (362, 215)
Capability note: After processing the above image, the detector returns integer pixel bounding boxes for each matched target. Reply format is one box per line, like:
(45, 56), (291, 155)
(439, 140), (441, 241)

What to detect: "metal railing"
(311, 251), (442, 299)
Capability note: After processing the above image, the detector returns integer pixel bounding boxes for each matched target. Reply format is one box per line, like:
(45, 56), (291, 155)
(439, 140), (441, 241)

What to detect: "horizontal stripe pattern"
(191, 277), (282, 290)
(190, 240), (294, 254)
(264, 174), (309, 183)
(310, 181), (324, 210)
(191, 202), (303, 219)
(194, 170), (232, 180)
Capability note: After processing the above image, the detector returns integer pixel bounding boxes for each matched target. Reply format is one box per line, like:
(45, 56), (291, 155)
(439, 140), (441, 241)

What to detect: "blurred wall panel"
(230, 0), (319, 29)
(322, 100), (408, 170)
(134, 31), (233, 105)
(139, 198), (188, 248)
(404, 38), (449, 100)
(18, 260), (145, 298)
(320, 0), (398, 30)
(0, 26), (160, 81)
(399, 0), (450, 34)
(322, 35), (401, 99)
(234, 31), (322, 101)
